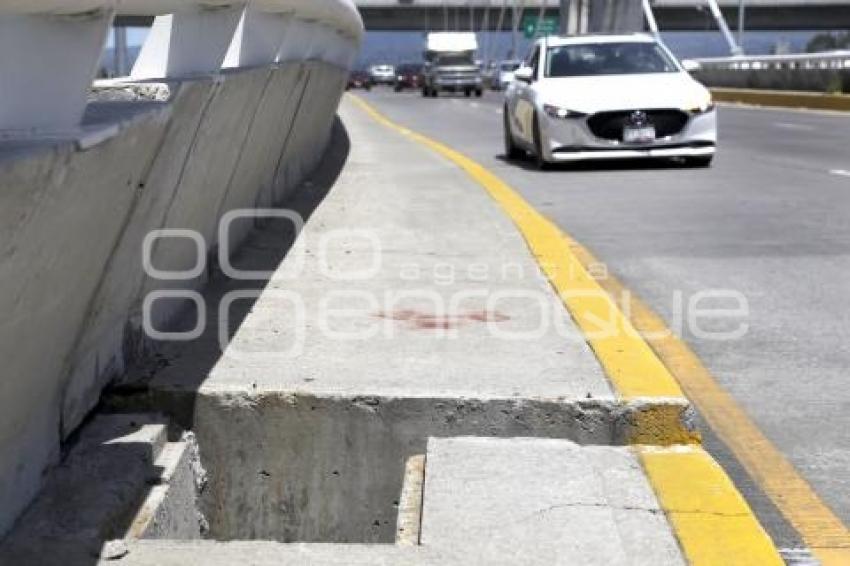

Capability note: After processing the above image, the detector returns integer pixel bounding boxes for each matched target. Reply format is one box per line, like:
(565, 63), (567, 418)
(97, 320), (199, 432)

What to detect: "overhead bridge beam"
(145, 3), (845, 32)
(116, 0), (850, 31)
(116, 5), (850, 32)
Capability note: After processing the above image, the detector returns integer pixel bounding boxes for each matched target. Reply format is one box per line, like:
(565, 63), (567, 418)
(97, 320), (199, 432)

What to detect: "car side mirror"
(514, 66), (534, 83)
(681, 59), (701, 72)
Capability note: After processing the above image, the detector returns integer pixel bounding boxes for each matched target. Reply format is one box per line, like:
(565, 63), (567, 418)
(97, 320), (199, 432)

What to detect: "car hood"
(535, 73), (710, 113)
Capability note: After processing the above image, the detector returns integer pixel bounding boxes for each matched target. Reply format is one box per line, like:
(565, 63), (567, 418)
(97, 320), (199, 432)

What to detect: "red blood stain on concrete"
(373, 309), (511, 331)
(412, 316), (457, 330)
(464, 310), (511, 323)
(376, 309), (419, 321)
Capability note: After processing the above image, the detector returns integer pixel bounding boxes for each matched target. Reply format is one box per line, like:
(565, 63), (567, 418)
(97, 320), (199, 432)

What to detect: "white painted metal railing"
(0, 0), (363, 133)
(695, 50), (850, 71)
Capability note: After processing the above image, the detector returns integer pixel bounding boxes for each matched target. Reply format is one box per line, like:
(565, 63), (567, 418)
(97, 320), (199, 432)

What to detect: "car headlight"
(543, 104), (587, 119)
(686, 96), (715, 114)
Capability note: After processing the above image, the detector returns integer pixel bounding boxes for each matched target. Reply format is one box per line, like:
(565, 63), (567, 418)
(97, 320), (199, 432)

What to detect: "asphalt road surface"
(357, 87), (850, 554)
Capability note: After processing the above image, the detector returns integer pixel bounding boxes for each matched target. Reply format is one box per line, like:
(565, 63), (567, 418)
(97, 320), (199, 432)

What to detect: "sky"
(355, 30), (834, 68)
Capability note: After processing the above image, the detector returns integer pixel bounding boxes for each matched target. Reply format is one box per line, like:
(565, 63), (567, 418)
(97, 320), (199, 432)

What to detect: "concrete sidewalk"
(0, 97), (779, 565)
(110, 96), (696, 544)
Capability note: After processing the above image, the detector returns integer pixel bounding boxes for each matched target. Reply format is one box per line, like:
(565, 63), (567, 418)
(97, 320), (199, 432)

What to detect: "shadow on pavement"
(496, 153), (707, 173)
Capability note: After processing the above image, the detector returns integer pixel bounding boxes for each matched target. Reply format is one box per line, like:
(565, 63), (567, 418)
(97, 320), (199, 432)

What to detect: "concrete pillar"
(561, 0), (598, 35)
(223, 8), (290, 69)
(0, 10), (113, 133)
(114, 25), (129, 76)
(277, 18), (320, 63)
(131, 5), (245, 80)
(587, 0), (645, 33)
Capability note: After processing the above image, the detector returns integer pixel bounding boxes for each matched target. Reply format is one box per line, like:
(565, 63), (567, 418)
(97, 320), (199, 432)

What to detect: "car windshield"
(545, 42), (679, 77)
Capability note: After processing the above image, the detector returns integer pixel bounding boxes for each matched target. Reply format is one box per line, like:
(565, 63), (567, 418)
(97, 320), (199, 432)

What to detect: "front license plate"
(623, 125), (656, 143)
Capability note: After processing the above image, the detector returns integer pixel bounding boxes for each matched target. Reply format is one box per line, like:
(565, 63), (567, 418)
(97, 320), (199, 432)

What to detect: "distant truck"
(422, 32), (483, 98)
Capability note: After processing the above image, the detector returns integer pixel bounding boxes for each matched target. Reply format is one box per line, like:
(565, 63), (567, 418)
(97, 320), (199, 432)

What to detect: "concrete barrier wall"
(695, 68), (850, 94)
(709, 87), (850, 111)
(0, 58), (351, 537)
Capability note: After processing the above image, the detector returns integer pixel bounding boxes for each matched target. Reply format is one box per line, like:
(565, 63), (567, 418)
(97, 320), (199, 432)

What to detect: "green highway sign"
(522, 14), (558, 39)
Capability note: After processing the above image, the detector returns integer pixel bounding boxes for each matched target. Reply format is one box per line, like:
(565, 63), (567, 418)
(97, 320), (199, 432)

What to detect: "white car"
(494, 60), (522, 90)
(503, 34), (717, 168)
(369, 64), (396, 86)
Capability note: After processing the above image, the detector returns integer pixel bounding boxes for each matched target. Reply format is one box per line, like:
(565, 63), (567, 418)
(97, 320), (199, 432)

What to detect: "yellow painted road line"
(638, 446), (784, 566)
(347, 93), (814, 565)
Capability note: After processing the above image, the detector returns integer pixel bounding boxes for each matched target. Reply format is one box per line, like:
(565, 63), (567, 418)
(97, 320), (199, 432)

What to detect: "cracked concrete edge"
(104, 387), (698, 447)
(395, 455), (425, 546)
(0, 415), (204, 565)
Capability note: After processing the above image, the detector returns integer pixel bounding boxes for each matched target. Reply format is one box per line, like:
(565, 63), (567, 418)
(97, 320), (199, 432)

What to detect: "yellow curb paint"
(638, 446), (784, 566)
(347, 93), (809, 564)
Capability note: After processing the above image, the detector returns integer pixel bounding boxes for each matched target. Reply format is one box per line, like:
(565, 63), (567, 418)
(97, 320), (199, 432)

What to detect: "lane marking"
(565, 220), (850, 566)
(349, 94), (790, 565)
(830, 169), (850, 177)
(638, 445), (783, 566)
(717, 101), (850, 119)
(774, 122), (815, 131)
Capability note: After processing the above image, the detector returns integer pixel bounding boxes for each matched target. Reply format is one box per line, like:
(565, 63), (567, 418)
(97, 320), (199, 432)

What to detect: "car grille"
(438, 72), (477, 80)
(586, 109), (690, 142)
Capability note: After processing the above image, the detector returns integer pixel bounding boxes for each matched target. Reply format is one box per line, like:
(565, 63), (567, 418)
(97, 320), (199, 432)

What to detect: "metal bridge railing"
(695, 51), (850, 71)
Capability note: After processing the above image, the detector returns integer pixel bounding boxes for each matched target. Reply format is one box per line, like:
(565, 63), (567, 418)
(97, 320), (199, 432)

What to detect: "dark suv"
(394, 63), (423, 92)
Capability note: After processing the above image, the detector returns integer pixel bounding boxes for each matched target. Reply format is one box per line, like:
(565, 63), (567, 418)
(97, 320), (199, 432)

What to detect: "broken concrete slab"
(0, 414), (201, 565)
(420, 437), (686, 566)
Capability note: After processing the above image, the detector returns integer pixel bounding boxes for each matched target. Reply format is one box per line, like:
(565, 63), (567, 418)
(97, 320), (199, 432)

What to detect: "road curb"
(711, 87), (850, 112)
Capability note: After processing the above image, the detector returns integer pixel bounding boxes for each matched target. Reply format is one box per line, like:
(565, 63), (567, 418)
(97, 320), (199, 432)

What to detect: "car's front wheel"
(503, 109), (523, 161)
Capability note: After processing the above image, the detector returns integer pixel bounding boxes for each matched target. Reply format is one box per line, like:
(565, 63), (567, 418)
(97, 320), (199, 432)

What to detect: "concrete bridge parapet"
(0, 0), (363, 538)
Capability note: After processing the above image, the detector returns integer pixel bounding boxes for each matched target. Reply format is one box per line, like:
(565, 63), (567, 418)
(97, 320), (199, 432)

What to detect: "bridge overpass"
(355, 0), (850, 30)
(113, 0), (850, 30)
